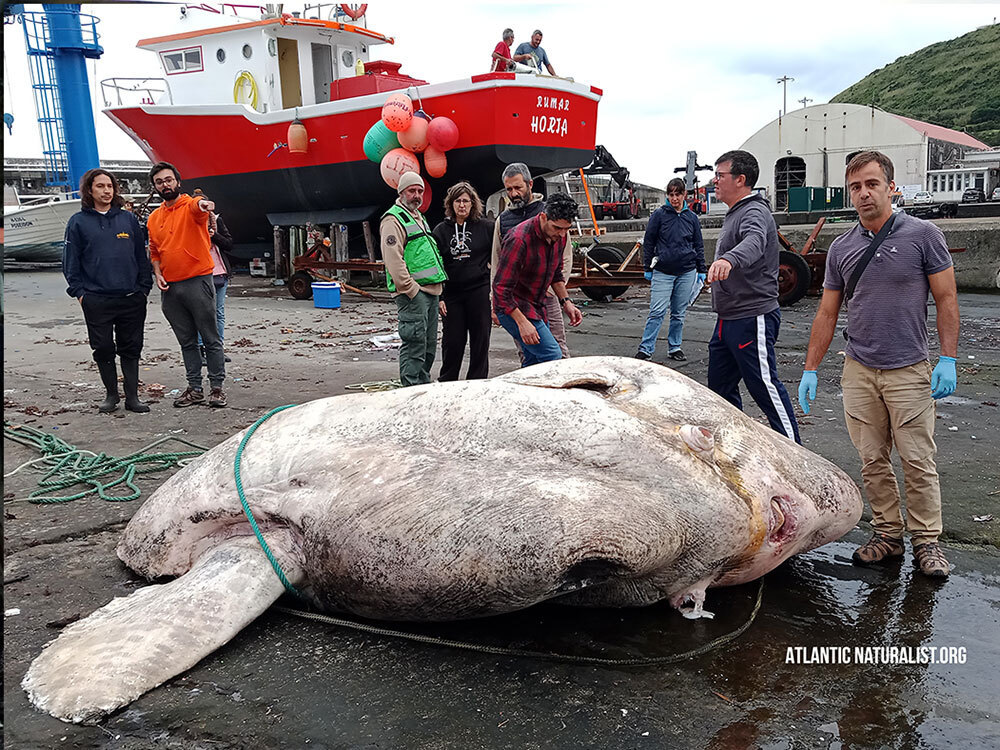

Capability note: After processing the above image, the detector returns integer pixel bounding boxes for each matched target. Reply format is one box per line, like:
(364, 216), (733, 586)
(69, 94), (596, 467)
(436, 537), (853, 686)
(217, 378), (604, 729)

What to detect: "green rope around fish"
(3, 421), (207, 503)
(233, 404), (305, 599)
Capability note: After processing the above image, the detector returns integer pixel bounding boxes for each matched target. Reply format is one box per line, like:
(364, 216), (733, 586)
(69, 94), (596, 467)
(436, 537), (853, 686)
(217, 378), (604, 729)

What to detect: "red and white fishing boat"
(103, 4), (602, 249)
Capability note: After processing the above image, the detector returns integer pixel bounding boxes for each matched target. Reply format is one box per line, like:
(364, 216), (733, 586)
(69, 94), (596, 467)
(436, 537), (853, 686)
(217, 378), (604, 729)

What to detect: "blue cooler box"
(311, 281), (341, 309)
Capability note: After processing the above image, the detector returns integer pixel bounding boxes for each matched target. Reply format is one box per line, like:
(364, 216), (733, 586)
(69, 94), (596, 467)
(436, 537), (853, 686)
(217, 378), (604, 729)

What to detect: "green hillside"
(831, 23), (1000, 146)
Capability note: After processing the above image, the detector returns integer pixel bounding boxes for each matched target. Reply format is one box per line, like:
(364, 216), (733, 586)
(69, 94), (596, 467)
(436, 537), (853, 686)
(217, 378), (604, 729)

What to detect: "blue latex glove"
(696, 273), (707, 285)
(644, 271), (653, 281)
(930, 356), (957, 399)
(798, 370), (818, 414)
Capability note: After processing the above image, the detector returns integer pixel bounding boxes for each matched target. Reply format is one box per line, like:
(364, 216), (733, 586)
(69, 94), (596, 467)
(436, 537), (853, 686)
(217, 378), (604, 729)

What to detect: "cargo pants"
(842, 356), (943, 544)
(395, 289), (439, 387)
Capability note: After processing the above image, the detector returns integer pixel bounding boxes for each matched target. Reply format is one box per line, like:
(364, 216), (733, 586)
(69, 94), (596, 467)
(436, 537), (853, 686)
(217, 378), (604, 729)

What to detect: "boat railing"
(303, 3), (366, 22)
(100, 78), (173, 108)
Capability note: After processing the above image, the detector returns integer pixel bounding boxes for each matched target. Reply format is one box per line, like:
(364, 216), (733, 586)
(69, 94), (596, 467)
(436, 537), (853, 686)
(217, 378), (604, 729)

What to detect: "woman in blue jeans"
(197, 211), (234, 363)
(636, 178), (707, 362)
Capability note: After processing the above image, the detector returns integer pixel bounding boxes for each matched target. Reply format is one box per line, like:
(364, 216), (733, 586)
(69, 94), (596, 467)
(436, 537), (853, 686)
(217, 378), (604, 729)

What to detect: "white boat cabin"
(138, 11), (412, 113)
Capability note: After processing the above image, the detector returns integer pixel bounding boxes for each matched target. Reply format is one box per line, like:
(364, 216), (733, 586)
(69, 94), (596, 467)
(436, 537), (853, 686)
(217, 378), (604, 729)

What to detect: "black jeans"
(81, 293), (147, 363)
(439, 285), (491, 381)
(161, 275), (225, 389)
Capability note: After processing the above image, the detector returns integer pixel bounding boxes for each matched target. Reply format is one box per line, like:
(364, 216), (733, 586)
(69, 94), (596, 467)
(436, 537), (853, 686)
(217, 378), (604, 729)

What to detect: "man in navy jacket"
(63, 168), (153, 413)
(636, 178), (707, 362)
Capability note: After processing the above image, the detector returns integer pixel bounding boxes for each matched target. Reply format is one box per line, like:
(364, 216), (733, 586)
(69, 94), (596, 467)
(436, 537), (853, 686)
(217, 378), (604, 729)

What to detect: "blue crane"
(5, 3), (103, 195)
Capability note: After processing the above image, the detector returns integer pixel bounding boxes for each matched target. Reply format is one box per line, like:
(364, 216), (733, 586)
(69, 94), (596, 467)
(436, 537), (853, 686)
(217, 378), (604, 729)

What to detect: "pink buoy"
(379, 148), (420, 189)
(427, 116), (459, 151)
(381, 93), (413, 133)
(397, 116), (429, 153)
(423, 146), (447, 178)
(419, 177), (432, 213)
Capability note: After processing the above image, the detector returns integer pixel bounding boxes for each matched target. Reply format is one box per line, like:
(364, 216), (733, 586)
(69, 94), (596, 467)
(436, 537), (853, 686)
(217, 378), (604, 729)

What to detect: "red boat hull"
(107, 77), (600, 248)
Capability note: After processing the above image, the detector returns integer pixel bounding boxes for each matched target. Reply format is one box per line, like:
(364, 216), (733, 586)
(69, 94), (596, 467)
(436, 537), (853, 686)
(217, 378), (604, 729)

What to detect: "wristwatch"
(558, 297), (569, 306)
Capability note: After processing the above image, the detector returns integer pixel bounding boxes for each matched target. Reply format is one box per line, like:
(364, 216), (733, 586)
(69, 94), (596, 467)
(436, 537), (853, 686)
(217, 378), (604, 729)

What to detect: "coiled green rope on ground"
(3, 421), (207, 503)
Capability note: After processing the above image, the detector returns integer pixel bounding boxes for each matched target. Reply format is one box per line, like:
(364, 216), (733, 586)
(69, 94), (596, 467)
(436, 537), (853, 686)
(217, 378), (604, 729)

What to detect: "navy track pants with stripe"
(708, 309), (801, 444)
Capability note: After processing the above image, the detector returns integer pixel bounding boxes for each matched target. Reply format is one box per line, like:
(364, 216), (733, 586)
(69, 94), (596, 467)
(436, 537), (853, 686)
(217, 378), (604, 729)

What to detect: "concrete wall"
(597, 216), (1000, 291)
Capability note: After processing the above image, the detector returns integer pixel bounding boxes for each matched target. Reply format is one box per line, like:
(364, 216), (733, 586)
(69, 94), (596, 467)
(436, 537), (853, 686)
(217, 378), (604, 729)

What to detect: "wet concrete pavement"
(4, 270), (999, 749)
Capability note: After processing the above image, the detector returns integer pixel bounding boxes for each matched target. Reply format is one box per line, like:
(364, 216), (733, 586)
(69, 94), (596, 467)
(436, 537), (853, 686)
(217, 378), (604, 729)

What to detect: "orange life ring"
(339, 3), (367, 19)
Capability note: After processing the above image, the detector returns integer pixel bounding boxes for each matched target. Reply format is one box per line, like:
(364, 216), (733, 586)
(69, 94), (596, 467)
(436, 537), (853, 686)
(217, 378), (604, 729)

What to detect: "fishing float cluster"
(363, 92), (460, 210)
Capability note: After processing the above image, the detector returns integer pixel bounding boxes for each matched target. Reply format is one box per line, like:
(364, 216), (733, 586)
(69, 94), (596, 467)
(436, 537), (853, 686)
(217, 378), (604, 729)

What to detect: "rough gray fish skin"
(23, 356), (862, 723)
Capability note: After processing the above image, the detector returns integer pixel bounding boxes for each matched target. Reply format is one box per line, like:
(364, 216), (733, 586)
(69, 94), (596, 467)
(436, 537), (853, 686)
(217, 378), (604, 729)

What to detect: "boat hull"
(3, 200), (79, 263)
(106, 75), (601, 248)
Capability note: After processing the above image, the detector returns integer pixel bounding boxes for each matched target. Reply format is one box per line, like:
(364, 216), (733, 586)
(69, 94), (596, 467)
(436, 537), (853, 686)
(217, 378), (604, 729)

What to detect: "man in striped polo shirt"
(798, 150), (959, 578)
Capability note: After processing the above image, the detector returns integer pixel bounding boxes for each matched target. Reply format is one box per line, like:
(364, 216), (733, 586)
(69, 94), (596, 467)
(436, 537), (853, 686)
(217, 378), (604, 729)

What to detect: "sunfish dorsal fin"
(22, 536), (303, 724)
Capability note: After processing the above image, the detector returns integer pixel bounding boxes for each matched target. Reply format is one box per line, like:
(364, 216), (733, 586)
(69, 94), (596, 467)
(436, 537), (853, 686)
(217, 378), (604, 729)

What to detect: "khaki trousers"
(841, 356), (942, 543)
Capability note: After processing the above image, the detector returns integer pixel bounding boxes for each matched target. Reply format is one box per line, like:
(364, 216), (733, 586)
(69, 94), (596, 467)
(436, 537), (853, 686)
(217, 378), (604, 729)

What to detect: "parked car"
(992, 186), (1000, 201)
(962, 187), (985, 203)
(912, 191), (933, 205)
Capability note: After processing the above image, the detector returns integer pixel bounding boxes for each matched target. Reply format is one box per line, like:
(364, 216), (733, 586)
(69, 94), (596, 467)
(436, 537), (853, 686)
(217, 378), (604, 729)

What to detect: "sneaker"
(913, 542), (950, 578)
(224, 354), (232, 363)
(668, 349), (687, 361)
(173, 387), (205, 408)
(851, 532), (904, 565)
(635, 350), (651, 361)
(208, 387), (228, 408)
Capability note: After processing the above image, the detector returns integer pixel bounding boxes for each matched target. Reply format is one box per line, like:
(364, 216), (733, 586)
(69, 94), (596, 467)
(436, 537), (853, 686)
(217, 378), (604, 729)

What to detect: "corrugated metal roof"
(890, 114), (990, 149)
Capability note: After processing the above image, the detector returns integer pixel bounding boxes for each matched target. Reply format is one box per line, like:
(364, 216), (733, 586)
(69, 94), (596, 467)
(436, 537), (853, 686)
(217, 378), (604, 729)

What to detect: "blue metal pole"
(44, 3), (102, 195)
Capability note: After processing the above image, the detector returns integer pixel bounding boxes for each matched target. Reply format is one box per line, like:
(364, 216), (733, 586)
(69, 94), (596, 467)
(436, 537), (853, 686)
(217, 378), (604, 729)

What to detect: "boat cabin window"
(216, 48), (226, 63)
(242, 43), (253, 59)
(161, 47), (203, 74)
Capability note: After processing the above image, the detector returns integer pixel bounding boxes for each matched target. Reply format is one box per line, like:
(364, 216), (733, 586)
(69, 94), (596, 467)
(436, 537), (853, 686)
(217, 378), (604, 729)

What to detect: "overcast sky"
(4, 1), (998, 187)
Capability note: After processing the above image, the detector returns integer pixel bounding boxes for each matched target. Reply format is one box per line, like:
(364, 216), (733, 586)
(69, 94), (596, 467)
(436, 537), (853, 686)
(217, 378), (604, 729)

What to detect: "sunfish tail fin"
(22, 536), (303, 724)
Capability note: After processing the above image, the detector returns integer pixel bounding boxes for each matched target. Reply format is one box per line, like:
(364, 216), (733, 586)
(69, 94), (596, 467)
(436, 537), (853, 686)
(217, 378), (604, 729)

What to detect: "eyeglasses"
(453, 198), (472, 204)
(153, 177), (176, 186)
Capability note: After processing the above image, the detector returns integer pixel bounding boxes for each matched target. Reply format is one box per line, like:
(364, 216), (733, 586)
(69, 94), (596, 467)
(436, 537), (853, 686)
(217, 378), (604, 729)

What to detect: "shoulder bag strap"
(844, 213), (896, 302)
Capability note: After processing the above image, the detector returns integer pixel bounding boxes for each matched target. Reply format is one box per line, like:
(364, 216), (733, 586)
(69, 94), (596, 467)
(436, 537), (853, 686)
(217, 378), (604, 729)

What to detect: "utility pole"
(798, 96), (812, 109)
(777, 75), (794, 115)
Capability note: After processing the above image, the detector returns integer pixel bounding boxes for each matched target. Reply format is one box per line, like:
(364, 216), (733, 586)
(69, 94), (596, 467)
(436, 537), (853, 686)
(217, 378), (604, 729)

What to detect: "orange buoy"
(288, 117), (308, 154)
(398, 116), (429, 153)
(339, 3), (367, 20)
(423, 146), (447, 178)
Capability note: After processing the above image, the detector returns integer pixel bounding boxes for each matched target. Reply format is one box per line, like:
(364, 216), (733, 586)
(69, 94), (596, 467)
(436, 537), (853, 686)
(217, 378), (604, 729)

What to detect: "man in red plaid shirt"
(492, 192), (583, 366)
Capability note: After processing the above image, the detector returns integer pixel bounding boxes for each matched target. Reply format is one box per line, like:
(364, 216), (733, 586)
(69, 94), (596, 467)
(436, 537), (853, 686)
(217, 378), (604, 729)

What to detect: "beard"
(405, 196), (423, 211)
(157, 187), (180, 201)
(508, 190), (529, 208)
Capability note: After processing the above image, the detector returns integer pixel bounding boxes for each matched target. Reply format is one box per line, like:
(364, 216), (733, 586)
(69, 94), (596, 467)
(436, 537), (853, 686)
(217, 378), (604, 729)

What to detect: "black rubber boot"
(121, 358), (150, 413)
(96, 360), (121, 413)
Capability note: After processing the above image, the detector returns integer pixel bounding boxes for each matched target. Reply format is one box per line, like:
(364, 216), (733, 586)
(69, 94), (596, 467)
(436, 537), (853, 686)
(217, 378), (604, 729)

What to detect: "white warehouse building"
(739, 103), (992, 210)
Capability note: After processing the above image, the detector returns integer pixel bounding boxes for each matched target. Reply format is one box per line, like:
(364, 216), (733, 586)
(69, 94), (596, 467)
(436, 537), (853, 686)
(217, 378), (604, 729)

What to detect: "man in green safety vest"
(380, 171), (448, 386)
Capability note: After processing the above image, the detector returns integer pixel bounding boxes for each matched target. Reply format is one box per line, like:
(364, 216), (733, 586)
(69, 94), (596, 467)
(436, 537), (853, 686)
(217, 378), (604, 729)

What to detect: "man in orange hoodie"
(147, 162), (227, 407)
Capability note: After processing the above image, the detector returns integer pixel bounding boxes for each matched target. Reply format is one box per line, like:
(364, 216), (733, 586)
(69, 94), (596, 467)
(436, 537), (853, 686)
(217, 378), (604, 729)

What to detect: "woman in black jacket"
(432, 182), (494, 380)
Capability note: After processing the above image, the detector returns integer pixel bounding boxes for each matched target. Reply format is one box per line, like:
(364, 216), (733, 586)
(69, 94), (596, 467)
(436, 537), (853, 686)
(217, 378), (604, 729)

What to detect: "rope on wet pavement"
(274, 580), (764, 666)
(3, 421), (207, 503)
(344, 380), (403, 392)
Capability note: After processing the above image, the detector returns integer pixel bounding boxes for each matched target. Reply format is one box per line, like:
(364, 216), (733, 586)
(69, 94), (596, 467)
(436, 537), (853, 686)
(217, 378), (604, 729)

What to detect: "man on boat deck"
(146, 161), (227, 408)
(491, 28), (532, 72)
(515, 30), (556, 76)
(381, 171), (447, 387)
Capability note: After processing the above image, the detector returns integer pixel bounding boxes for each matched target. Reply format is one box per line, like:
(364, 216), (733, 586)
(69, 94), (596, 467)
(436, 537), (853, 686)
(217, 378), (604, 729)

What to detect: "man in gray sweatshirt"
(706, 150), (800, 443)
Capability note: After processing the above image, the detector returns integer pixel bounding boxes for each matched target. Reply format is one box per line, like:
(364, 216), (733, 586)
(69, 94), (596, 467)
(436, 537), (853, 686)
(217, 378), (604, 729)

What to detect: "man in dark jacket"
(63, 168), (153, 413)
(636, 177), (707, 362)
(707, 150), (799, 443)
